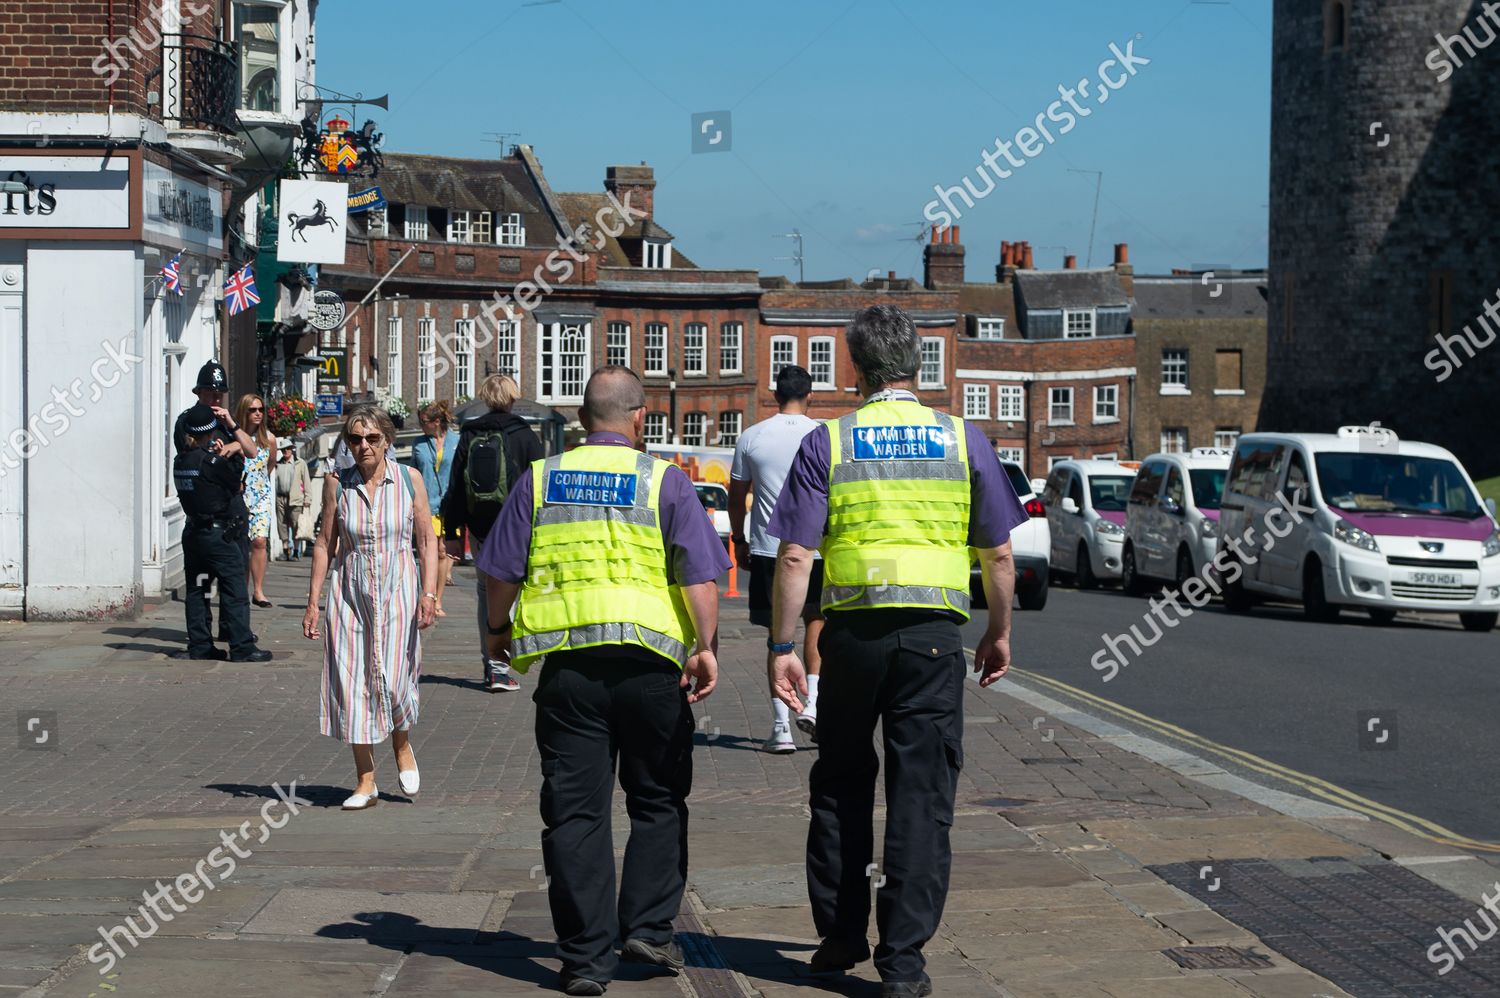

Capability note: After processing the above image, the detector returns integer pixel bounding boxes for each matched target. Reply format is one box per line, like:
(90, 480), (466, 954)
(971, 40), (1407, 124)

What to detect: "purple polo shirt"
(477, 432), (731, 587)
(768, 405), (1028, 551)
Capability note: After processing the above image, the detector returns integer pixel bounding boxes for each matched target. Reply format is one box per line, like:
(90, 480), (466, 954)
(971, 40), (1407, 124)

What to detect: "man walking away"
(479, 366), (726, 995)
(729, 364), (824, 754)
(766, 305), (1025, 995)
(442, 374), (543, 692)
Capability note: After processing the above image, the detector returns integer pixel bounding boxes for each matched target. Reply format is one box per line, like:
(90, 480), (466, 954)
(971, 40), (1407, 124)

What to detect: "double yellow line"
(978, 657), (1500, 855)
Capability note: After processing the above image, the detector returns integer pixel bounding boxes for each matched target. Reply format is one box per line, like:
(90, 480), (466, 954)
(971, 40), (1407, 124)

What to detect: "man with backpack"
(442, 374), (544, 691)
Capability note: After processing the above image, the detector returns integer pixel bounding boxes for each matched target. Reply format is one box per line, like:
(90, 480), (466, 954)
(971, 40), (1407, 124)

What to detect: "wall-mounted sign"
(277, 179), (348, 265)
(143, 160), (223, 254)
(0, 156), (131, 232)
(308, 289), (346, 331)
(315, 393), (344, 417)
(347, 186), (385, 213)
(317, 347), (348, 386)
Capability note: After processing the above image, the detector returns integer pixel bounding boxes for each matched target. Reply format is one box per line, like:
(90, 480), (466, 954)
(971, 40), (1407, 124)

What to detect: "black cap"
(194, 361), (228, 392)
(182, 403), (219, 436)
(774, 365), (812, 401)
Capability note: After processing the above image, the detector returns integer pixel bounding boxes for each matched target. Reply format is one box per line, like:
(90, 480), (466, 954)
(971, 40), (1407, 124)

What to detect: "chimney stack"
(605, 163), (655, 221)
(1064, 254), (1077, 270)
(1021, 243), (1035, 270)
(1112, 242), (1134, 296)
(923, 225), (966, 289)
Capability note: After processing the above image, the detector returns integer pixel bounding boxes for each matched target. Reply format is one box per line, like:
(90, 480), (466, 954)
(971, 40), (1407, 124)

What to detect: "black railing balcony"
(161, 33), (240, 134)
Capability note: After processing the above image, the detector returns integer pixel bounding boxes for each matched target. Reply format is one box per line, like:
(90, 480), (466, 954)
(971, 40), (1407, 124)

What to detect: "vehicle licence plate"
(1408, 571), (1460, 586)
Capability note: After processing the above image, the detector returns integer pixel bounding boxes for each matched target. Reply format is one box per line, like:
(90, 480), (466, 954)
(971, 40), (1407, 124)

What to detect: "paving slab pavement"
(3, 560), (1495, 996)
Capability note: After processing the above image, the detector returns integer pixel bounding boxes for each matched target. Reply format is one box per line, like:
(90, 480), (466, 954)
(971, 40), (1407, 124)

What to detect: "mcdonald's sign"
(318, 347), (348, 386)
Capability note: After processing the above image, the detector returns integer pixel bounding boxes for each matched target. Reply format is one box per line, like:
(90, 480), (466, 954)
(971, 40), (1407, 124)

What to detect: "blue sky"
(316, 0), (1271, 281)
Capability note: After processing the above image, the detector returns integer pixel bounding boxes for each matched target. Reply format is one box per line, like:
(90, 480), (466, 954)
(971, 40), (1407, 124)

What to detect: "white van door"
(1044, 469), (1071, 568)
(1153, 465), (1188, 576)
(1261, 448), (1312, 593)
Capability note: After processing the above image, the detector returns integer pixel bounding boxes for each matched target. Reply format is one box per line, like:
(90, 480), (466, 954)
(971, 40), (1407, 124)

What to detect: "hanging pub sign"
(276, 179), (348, 265)
(297, 112), (385, 179)
(307, 289), (346, 331)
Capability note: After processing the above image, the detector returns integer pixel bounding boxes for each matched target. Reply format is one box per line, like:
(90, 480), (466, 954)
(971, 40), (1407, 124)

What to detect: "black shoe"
(810, 937), (871, 975)
(172, 648), (227, 661)
(881, 975), (932, 998)
(230, 648), (273, 663)
(621, 936), (685, 972)
(560, 972), (606, 996)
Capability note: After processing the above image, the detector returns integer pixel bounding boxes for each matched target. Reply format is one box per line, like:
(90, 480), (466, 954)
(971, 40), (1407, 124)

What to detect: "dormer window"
(1063, 308), (1097, 339)
(497, 212), (525, 247)
(404, 205), (429, 241)
(644, 239), (671, 270)
(448, 210), (491, 244)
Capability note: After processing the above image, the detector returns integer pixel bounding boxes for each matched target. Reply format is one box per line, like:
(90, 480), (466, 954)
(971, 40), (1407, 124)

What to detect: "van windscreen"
(1189, 469), (1228, 510)
(1314, 452), (1483, 517)
(1090, 476), (1135, 512)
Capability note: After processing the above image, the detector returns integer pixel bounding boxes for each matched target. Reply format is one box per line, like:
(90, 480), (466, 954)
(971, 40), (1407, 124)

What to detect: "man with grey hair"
(765, 305), (1026, 995)
(477, 365), (727, 995)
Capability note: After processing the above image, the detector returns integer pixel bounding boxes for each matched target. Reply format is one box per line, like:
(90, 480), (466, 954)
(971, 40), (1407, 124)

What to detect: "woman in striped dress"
(303, 406), (439, 810)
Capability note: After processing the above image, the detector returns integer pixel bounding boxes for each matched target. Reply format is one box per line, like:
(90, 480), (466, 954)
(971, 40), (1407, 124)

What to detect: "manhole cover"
(1163, 946), (1275, 971)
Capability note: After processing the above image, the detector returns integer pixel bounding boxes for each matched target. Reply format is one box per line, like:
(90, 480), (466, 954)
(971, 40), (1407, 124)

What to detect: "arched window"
(1325, 0), (1348, 53)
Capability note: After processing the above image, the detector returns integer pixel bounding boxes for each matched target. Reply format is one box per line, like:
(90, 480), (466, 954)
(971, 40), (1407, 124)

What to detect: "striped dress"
(319, 460), (422, 743)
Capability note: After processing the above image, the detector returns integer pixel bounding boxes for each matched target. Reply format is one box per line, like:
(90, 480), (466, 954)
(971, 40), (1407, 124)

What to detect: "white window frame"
(404, 204), (429, 241)
(682, 411), (706, 446)
(453, 319), (475, 398)
(997, 447), (1025, 466)
(644, 240), (672, 269)
(717, 410), (742, 446)
(1048, 386), (1074, 425)
(1162, 348), (1190, 394)
(963, 384), (990, 419)
(976, 316), (1005, 340)
(918, 337), (944, 389)
(448, 209), (492, 245)
(1214, 428), (1242, 450)
(494, 317), (520, 383)
(1161, 427), (1189, 453)
(497, 212), (525, 247)
(644, 323), (668, 376)
(384, 314), (402, 397)
(644, 412), (667, 445)
(1093, 383), (1119, 423)
(808, 336), (835, 390)
(996, 384), (1024, 421)
(683, 323), (707, 376)
(538, 321), (591, 403)
(1063, 308), (1097, 339)
(770, 335), (797, 385)
(719, 322), (743, 375)
(416, 317), (435, 402)
(607, 321), (631, 368)
(1047, 454), (1073, 469)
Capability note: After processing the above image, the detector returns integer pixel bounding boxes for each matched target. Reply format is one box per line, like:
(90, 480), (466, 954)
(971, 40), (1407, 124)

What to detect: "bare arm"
(973, 540), (1015, 686)
(728, 478), (751, 566)
(302, 475), (340, 638)
(407, 468), (439, 629)
(767, 540), (816, 712)
(679, 579), (719, 703)
(483, 578), (521, 664)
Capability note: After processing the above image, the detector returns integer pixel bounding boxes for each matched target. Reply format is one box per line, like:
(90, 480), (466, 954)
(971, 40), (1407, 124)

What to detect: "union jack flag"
(161, 252), (183, 296)
(224, 264), (259, 316)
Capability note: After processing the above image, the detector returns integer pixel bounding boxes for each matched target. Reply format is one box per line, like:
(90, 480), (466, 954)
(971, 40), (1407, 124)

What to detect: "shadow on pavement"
(203, 781), (415, 807)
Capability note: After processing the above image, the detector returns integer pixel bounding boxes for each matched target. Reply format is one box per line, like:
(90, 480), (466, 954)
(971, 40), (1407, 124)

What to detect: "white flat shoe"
(341, 785), (379, 810)
(398, 767), (420, 796)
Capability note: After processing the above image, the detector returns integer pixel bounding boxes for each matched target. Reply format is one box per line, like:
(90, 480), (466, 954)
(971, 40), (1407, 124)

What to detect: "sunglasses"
(247, 406), (264, 413)
(346, 432), (385, 447)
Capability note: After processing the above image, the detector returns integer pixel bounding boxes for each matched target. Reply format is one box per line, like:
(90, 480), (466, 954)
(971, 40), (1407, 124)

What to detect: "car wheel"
(1076, 543), (1098, 590)
(1460, 612), (1498, 633)
(1302, 559), (1340, 622)
(1367, 608), (1397, 626)
(1121, 545), (1146, 597)
(1175, 548), (1194, 589)
(1018, 576), (1049, 611)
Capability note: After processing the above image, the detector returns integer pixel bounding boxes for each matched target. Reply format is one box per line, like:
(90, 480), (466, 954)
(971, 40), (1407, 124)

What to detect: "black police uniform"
(174, 444), (255, 657)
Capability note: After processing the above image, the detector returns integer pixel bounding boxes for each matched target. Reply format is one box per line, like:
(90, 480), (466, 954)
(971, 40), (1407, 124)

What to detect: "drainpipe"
(1127, 373), (1136, 460)
(1022, 377), (1033, 476)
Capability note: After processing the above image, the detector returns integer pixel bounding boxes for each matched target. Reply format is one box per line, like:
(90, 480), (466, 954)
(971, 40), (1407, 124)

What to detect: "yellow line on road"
(971, 653), (1500, 855)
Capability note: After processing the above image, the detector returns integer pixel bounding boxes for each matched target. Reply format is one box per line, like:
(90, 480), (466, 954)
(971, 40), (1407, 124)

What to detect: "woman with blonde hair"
(234, 394), (277, 607)
(303, 406), (439, 809)
(412, 399), (461, 616)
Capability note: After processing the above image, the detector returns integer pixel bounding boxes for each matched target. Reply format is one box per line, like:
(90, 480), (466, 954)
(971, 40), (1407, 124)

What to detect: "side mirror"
(1488, 497), (1497, 519)
(1061, 497), (1080, 515)
(1160, 496), (1182, 515)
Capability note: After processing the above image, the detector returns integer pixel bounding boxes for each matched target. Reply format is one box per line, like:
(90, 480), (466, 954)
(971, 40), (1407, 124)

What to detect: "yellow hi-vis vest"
(820, 399), (973, 618)
(511, 446), (696, 673)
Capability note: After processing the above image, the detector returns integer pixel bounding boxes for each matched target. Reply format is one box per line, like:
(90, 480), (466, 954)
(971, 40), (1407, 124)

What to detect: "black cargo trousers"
(806, 609), (966, 983)
(531, 645), (695, 983)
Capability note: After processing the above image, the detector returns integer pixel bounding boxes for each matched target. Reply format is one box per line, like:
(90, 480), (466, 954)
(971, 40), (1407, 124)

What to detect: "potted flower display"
(380, 393), (411, 430)
(267, 396), (317, 437)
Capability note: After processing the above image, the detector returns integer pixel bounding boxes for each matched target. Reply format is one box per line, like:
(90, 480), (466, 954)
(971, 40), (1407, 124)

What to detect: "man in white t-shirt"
(730, 366), (823, 754)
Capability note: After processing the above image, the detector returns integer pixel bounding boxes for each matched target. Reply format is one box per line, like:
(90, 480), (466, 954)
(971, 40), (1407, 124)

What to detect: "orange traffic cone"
(725, 533), (741, 598)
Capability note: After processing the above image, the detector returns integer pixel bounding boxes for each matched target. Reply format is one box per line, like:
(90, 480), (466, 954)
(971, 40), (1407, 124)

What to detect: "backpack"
(465, 428), (511, 513)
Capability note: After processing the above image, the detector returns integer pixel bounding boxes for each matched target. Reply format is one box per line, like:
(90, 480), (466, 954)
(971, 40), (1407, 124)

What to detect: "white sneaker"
(763, 724), (796, 754)
(796, 700), (818, 743)
(398, 766), (420, 796)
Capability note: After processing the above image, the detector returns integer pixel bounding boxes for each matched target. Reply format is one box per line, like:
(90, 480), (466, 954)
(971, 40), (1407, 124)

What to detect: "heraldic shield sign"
(277, 179), (349, 265)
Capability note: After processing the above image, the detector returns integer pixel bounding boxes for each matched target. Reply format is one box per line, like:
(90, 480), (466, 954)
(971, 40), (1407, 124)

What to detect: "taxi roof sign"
(1190, 447), (1233, 458)
(1337, 423), (1399, 441)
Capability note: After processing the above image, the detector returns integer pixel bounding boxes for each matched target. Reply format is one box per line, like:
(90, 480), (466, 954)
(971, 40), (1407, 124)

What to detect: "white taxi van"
(1041, 459), (1138, 588)
(1215, 426), (1500, 630)
(1121, 448), (1233, 593)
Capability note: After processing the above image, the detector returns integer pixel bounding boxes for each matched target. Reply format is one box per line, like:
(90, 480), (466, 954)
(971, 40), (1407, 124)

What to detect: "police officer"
(478, 366), (726, 996)
(766, 305), (1026, 996)
(173, 404), (272, 663)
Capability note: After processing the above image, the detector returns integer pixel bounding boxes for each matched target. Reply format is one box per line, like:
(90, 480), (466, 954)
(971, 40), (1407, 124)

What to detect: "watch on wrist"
(767, 638), (796, 654)
(487, 622), (512, 636)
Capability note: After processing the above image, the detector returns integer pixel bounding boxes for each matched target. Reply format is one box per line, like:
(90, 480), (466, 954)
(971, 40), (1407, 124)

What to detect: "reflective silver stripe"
(821, 583), (972, 615)
(534, 450), (659, 525)
(514, 621), (689, 665)
(832, 410), (965, 485)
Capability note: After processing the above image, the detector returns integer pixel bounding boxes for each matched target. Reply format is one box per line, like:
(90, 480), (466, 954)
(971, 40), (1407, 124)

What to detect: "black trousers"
(532, 647), (694, 982)
(182, 522), (254, 655)
(807, 611), (965, 982)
